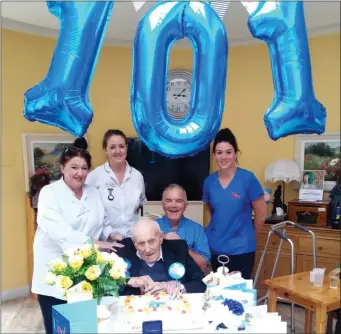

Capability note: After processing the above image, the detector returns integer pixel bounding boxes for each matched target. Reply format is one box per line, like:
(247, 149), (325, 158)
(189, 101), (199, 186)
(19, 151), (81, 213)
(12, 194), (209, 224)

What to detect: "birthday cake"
(120, 292), (203, 331)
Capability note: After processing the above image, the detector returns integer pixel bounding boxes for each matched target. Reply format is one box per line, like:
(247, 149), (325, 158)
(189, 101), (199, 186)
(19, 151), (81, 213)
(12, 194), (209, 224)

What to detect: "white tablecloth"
(98, 293), (287, 333)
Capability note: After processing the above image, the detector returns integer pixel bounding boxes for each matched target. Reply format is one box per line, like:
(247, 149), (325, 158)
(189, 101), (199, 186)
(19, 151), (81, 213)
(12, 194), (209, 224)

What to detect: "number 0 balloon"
(131, 1), (228, 158)
(23, 1), (114, 137)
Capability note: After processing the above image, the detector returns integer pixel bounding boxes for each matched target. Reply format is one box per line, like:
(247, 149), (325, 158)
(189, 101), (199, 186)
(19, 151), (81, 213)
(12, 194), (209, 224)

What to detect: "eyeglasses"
(64, 146), (88, 154)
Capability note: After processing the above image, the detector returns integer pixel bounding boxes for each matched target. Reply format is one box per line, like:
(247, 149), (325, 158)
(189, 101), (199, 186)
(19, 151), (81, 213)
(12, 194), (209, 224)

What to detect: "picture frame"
(295, 132), (340, 192)
(22, 133), (80, 192)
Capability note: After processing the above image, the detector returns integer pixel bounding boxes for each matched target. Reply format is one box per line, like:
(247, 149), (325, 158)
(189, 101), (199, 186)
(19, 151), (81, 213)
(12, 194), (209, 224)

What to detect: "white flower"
(79, 244), (93, 259)
(65, 248), (79, 257)
(56, 275), (73, 290)
(109, 266), (126, 279)
(68, 254), (84, 270)
(45, 272), (57, 286)
(96, 251), (110, 264)
(108, 252), (119, 263)
(49, 258), (67, 271)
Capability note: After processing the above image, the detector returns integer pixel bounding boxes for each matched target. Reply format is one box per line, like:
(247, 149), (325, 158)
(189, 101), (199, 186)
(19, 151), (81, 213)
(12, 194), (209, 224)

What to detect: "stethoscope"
(107, 188), (114, 201)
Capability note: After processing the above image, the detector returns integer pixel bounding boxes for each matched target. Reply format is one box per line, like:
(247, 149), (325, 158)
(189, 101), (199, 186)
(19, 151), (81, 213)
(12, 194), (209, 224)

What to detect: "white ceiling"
(1, 0), (340, 47)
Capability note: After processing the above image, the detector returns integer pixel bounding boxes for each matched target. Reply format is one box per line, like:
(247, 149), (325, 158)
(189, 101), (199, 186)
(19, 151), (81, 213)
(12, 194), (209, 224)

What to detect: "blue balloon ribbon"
(247, 1), (326, 140)
(23, 1), (114, 136)
(131, 1), (228, 158)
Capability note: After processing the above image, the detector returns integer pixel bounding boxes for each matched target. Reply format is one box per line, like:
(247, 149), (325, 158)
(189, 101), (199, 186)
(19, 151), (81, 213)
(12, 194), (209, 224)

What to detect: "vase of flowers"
(45, 243), (128, 304)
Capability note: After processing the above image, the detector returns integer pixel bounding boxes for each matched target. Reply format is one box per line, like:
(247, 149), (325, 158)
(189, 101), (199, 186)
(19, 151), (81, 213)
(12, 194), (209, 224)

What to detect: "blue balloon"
(247, 1), (326, 140)
(124, 259), (132, 271)
(23, 1), (114, 137)
(168, 262), (186, 280)
(131, 1), (228, 158)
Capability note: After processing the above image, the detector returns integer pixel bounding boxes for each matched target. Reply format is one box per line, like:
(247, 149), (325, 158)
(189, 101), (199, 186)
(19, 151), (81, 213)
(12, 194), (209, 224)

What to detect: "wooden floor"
(0, 296), (311, 333)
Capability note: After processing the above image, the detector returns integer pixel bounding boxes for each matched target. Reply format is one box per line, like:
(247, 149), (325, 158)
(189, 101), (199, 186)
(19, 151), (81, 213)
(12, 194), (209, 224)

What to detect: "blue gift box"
(52, 299), (98, 333)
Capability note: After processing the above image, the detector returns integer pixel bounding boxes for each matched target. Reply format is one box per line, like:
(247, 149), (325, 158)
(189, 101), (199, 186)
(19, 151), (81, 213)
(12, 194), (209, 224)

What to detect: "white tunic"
(31, 179), (111, 299)
(86, 162), (147, 238)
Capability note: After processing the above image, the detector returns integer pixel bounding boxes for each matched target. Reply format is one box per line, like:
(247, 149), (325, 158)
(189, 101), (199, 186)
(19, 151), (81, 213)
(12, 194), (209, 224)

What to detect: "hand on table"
(143, 281), (168, 295)
(128, 275), (154, 292)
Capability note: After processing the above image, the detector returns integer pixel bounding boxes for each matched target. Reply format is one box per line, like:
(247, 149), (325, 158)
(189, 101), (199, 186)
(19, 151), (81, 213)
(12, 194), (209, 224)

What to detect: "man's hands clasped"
(127, 276), (177, 295)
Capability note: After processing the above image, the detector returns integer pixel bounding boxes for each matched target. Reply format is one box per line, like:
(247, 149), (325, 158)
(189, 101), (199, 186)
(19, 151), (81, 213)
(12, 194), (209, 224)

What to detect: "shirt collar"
(59, 177), (88, 199)
(104, 161), (132, 182)
(136, 247), (163, 267)
(162, 215), (184, 230)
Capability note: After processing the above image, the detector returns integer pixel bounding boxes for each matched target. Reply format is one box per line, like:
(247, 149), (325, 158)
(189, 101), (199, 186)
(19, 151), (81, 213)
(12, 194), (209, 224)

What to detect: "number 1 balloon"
(245, 1), (326, 140)
(23, 1), (114, 137)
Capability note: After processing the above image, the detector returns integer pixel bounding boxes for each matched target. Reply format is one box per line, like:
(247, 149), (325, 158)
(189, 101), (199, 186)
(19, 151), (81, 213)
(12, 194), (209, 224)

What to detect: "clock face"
(166, 75), (192, 119)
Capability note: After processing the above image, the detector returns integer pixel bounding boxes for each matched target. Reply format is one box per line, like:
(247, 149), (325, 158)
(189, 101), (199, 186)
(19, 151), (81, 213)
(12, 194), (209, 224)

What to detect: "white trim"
(1, 285), (31, 301)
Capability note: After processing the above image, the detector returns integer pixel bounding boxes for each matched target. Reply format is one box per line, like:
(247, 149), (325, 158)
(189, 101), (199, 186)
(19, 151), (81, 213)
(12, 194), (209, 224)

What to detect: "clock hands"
(173, 88), (187, 99)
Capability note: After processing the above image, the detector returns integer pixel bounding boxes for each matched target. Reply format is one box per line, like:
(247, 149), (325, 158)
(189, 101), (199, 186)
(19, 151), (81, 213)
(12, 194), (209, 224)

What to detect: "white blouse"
(86, 161), (147, 238)
(31, 179), (111, 299)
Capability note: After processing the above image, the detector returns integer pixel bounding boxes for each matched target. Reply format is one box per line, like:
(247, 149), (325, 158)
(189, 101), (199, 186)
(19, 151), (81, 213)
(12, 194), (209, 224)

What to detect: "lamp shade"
(265, 159), (301, 183)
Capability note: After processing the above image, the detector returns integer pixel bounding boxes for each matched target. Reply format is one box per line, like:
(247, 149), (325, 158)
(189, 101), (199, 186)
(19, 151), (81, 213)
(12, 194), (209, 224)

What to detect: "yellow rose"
(109, 266), (125, 280)
(85, 265), (101, 281)
(56, 275), (73, 290)
(45, 272), (57, 286)
(96, 251), (110, 264)
(80, 281), (93, 293)
(49, 259), (67, 272)
(79, 244), (93, 259)
(68, 254), (84, 270)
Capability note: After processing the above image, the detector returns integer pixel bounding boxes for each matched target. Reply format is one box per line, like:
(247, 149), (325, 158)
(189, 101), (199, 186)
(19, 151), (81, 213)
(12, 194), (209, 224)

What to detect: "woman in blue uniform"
(203, 128), (267, 279)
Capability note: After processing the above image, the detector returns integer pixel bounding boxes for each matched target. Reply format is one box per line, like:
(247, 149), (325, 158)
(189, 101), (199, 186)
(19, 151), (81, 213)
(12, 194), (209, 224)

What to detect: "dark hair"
(212, 128), (240, 165)
(102, 129), (128, 150)
(60, 137), (92, 168)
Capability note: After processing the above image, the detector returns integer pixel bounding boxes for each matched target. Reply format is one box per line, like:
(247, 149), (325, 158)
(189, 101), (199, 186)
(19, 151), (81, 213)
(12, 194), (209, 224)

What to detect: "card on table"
(52, 299), (98, 333)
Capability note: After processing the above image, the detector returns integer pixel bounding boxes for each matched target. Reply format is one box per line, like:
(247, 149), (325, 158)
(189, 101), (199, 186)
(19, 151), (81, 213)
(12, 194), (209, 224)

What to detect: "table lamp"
(264, 159), (301, 214)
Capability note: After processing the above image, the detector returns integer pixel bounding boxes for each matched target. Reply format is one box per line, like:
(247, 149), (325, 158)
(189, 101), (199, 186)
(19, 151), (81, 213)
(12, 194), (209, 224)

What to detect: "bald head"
(132, 218), (163, 265)
(132, 218), (161, 241)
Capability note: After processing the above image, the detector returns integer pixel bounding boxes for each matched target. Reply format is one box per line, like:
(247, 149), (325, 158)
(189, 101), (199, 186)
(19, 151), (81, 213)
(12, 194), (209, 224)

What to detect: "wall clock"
(166, 70), (192, 120)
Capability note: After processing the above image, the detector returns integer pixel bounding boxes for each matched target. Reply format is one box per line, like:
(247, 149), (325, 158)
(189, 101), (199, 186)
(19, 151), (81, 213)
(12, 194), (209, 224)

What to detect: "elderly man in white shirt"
(32, 138), (117, 334)
(86, 129), (147, 239)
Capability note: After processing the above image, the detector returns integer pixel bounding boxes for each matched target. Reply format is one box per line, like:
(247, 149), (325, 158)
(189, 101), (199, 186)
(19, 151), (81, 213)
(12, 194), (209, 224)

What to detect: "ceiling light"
(132, 1), (146, 12)
(210, 1), (230, 19)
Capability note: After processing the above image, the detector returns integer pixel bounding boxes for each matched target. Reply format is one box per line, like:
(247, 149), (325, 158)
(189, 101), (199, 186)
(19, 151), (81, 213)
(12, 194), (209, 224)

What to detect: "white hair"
(162, 184), (187, 202)
(131, 218), (161, 242)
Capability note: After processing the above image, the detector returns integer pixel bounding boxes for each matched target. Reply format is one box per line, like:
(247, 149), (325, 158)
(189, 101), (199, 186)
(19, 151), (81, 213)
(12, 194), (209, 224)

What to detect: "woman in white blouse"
(32, 138), (116, 334)
(86, 129), (147, 239)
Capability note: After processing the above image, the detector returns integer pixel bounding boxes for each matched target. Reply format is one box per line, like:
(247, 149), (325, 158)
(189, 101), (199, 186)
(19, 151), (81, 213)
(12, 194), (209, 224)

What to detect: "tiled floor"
(0, 296), (312, 333)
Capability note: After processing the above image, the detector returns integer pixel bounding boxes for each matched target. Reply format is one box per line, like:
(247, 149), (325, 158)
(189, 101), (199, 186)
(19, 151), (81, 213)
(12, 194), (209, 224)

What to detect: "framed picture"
(295, 132), (340, 191)
(22, 133), (79, 192)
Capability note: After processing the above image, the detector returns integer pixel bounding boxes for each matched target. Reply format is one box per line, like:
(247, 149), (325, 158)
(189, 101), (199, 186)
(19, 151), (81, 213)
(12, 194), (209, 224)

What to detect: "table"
(264, 272), (340, 334)
(99, 293), (287, 333)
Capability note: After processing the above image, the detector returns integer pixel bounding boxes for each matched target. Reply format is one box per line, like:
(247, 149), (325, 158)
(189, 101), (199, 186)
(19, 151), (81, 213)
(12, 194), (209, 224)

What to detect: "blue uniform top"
(156, 216), (211, 262)
(203, 168), (264, 256)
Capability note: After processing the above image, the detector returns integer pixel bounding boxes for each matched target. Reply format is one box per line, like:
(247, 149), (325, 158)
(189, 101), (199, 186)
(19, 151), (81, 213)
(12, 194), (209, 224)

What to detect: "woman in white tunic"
(86, 129), (147, 239)
(32, 138), (116, 334)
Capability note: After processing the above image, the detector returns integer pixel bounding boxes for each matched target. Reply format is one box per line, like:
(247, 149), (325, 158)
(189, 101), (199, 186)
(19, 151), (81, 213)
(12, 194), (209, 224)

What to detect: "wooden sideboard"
(253, 223), (340, 296)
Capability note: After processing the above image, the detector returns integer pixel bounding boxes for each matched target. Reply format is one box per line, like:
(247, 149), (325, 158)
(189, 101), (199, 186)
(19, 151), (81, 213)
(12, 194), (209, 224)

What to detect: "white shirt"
(86, 162), (147, 238)
(31, 179), (111, 299)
